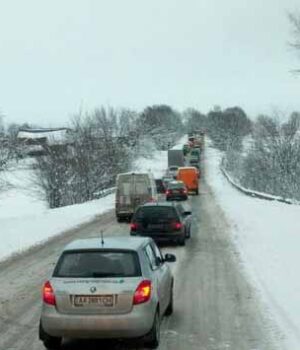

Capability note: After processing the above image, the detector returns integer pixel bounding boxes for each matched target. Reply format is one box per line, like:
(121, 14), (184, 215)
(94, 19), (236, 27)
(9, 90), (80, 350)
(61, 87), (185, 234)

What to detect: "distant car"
(130, 202), (192, 245)
(39, 236), (176, 349)
(162, 176), (173, 188)
(182, 144), (190, 156)
(167, 165), (179, 179)
(166, 180), (188, 201)
(155, 178), (166, 194)
(190, 149), (200, 161)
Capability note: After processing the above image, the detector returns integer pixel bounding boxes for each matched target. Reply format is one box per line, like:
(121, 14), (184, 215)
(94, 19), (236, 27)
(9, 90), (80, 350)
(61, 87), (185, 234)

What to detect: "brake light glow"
(130, 223), (138, 231)
(133, 280), (152, 305)
(173, 222), (182, 230)
(166, 190), (171, 195)
(43, 281), (56, 306)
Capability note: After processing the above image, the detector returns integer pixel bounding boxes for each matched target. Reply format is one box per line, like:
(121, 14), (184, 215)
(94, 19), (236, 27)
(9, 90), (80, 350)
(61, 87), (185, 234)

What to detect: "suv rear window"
(167, 182), (185, 189)
(135, 206), (178, 222)
(53, 250), (141, 278)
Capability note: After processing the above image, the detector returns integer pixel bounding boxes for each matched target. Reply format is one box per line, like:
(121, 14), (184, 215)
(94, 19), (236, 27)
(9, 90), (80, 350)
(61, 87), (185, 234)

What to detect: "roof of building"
(17, 128), (70, 145)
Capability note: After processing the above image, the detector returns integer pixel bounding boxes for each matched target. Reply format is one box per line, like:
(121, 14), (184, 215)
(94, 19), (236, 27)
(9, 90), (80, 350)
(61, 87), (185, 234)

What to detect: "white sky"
(1, 0), (300, 125)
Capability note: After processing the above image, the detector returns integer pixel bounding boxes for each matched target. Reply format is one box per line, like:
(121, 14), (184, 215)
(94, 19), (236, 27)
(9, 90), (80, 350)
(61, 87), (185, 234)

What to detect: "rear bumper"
(166, 195), (188, 201)
(115, 210), (133, 218)
(132, 231), (184, 242)
(40, 302), (155, 339)
(187, 187), (198, 192)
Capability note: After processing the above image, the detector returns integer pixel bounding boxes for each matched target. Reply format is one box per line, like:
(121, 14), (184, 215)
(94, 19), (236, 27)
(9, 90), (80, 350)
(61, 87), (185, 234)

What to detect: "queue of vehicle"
(39, 131), (204, 349)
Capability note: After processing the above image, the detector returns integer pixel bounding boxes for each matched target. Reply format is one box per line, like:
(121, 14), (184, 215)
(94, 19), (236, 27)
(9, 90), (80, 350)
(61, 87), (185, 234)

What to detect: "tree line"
(0, 105), (184, 208)
(2, 103), (300, 204)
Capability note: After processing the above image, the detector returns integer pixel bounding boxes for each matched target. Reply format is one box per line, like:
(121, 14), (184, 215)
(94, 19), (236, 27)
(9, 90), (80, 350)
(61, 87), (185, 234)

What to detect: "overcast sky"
(0, 0), (300, 126)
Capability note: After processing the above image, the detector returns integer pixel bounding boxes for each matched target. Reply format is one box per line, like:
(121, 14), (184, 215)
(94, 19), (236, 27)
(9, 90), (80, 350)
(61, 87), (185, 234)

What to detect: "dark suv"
(130, 202), (192, 246)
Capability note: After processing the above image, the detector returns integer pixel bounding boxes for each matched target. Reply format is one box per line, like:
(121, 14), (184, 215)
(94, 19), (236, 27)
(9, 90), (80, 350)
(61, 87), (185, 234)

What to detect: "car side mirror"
(184, 211), (192, 216)
(164, 253), (176, 263)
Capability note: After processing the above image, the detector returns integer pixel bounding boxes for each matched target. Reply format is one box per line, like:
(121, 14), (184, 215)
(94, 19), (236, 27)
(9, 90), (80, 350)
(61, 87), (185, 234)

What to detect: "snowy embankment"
(0, 149), (169, 263)
(205, 143), (300, 350)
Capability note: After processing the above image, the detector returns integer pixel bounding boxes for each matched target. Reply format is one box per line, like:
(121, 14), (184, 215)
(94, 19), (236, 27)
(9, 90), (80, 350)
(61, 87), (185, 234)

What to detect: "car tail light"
(133, 280), (152, 305)
(166, 190), (171, 195)
(130, 222), (138, 231)
(173, 222), (182, 230)
(43, 281), (56, 306)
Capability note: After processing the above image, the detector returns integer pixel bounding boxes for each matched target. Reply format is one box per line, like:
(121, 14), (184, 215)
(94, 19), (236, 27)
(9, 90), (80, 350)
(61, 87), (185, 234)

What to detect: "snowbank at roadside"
(205, 143), (300, 350)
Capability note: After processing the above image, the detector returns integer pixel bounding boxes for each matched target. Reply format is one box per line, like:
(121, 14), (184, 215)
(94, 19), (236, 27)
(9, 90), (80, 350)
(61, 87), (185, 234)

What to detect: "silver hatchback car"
(39, 236), (176, 349)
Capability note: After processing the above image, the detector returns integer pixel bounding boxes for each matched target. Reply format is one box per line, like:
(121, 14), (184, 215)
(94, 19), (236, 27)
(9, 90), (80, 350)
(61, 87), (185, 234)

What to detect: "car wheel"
(165, 284), (174, 316)
(39, 322), (62, 349)
(195, 189), (199, 195)
(145, 310), (160, 349)
(116, 216), (122, 223)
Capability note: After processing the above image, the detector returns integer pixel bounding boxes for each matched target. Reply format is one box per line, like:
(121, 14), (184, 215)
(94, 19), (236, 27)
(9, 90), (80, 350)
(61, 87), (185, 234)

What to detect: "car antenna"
(100, 230), (105, 246)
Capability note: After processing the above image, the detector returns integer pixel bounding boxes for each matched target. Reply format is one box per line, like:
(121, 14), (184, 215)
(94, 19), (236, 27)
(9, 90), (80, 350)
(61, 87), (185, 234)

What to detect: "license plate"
(73, 295), (114, 307)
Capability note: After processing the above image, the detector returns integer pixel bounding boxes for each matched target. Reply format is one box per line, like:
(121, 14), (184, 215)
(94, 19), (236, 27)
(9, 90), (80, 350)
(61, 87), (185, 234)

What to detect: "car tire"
(165, 284), (174, 316)
(144, 310), (160, 349)
(195, 189), (199, 195)
(116, 216), (122, 223)
(39, 322), (62, 349)
(178, 236), (185, 246)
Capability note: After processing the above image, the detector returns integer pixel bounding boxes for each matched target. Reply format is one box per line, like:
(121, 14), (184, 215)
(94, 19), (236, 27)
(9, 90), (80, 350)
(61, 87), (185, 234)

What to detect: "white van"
(115, 172), (158, 222)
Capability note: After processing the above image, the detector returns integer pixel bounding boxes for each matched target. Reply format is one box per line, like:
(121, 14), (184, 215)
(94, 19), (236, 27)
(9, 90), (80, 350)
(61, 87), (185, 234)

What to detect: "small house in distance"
(17, 127), (71, 156)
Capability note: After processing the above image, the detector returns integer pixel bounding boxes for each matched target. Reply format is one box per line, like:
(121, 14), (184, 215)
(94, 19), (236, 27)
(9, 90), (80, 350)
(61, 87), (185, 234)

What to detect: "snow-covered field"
(0, 150), (168, 263)
(0, 138), (299, 348)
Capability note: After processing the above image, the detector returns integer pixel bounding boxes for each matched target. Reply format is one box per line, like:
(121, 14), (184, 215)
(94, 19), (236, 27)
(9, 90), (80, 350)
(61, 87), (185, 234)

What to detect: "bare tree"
(207, 106), (251, 151)
(137, 105), (184, 150)
(226, 112), (300, 200)
(33, 107), (138, 208)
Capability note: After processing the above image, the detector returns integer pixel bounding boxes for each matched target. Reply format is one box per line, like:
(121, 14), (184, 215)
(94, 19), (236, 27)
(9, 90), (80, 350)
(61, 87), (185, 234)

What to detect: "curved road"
(0, 174), (282, 349)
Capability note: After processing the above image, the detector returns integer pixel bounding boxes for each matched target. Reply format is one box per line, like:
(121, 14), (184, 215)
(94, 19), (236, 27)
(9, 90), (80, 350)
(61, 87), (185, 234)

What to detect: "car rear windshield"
(167, 182), (184, 189)
(53, 250), (141, 278)
(135, 206), (178, 222)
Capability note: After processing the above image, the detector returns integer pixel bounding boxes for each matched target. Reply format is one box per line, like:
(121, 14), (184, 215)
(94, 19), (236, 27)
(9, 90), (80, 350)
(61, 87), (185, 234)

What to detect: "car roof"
(178, 166), (197, 170)
(62, 236), (153, 252)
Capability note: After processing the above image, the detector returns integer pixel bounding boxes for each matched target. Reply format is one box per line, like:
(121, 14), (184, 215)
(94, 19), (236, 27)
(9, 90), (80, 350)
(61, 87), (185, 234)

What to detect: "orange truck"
(176, 167), (199, 195)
